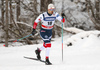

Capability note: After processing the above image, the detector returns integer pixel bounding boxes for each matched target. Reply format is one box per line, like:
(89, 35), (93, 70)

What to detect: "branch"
(55, 24), (76, 34)
(0, 21), (21, 37)
(19, 0), (41, 15)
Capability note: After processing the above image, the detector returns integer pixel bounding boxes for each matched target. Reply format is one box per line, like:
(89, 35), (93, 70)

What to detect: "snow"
(0, 30), (100, 70)
(0, 0), (99, 69)
(65, 27), (84, 33)
(66, 30), (100, 45)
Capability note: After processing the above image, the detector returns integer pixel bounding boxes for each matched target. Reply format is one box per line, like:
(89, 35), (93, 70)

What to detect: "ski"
(24, 56), (45, 63)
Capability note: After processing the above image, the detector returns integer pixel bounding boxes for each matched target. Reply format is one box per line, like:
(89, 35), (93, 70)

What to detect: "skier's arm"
(33, 14), (43, 29)
(32, 14), (43, 35)
(56, 13), (65, 23)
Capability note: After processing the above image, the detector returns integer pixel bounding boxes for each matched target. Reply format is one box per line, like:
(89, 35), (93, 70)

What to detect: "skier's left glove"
(61, 13), (65, 23)
(61, 13), (65, 18)
(32, 29), (37, 35)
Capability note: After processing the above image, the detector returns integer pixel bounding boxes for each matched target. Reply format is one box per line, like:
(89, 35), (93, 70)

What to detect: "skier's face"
(48, 8), (55, 14)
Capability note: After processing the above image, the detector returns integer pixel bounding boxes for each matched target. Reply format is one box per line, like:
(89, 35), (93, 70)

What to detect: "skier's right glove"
(32, 29), (37, 35)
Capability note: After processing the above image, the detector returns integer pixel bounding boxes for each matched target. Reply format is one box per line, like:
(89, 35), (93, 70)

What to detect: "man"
(32, 3), (65, 65)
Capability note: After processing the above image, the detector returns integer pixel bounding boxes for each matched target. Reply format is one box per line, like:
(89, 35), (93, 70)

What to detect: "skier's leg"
(35, 48), (41, 60)
(36, 28), (52, 64)
(45, 43), (51, 58)
(44, 43), (52, 65)
(39, 42), (45, 51)
(35, 29), (46, 59)
(35, 42), (51, 60)
(35, 43), (46, 60)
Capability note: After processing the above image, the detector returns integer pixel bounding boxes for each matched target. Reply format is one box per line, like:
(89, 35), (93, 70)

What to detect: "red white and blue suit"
(33, 12), (65, 59)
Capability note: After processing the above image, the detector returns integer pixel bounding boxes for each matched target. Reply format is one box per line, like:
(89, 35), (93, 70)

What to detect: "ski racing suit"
(33, 12), (65, 58)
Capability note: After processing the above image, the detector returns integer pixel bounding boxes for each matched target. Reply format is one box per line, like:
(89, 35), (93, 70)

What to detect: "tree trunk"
(16, 0), (20, 21)
(95, 0), (99, 20)
(10, 0), (12, 24)
(5, 0), (8, 47)
(40, 0), (52, 12)
(1, 0), (4, 24)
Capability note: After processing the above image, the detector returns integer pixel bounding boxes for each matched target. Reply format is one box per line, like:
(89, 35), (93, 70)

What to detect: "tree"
(10, 0), (12, 24)
(41, 0), (52, 12)
(86, 0), (100, 30)
(5, 0), (8, 47)
(1, 0), (4, 25)
(16, 0), (20, 21)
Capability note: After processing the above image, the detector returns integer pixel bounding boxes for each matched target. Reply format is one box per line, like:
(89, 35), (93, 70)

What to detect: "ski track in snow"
(0, 31), (100, 70)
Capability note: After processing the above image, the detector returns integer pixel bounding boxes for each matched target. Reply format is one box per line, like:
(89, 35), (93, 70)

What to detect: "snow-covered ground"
(0, 30), (100, 70)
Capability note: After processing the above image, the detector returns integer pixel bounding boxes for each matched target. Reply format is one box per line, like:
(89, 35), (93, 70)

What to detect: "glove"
(61, 13), (65, 18)
(61, 13), (65, 23)
(32, 29), (37, 35)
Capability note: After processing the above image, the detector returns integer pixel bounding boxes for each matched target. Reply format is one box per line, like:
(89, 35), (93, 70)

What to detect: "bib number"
(48, 22), (52, 25)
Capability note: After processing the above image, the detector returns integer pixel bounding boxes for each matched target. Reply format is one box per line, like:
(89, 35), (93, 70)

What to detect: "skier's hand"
(61, 13), (65, 18)
(61, 13), (65, 23)
(32, 29), (37, 35)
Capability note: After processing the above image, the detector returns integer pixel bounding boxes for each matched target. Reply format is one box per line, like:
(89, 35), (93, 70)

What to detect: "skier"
(32, 3), (65, 65)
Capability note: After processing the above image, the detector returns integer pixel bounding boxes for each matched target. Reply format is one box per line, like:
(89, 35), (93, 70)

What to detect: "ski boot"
(45, 58), (52, 65)
(35, 48), (41, 60)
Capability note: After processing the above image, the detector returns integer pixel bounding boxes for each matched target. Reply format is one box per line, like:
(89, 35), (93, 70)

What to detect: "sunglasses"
(49, 9), (55, 11)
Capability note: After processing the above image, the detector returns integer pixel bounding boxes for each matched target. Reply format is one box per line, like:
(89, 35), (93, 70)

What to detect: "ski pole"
(12, 33), (38, 43)
(3, 33), (38, 47)
(13, 34), (33, 42)
(62, 22), (63, 62)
